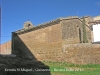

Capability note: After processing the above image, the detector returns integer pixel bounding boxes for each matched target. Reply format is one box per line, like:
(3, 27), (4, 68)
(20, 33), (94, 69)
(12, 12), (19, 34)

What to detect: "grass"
(42, 61), (100, 75)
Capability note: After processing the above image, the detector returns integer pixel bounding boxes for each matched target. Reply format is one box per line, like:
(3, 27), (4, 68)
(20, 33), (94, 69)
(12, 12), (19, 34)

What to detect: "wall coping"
(88, 20), (100, 24)
(0, 40), (11, 45)
(13, 16), (89, 35)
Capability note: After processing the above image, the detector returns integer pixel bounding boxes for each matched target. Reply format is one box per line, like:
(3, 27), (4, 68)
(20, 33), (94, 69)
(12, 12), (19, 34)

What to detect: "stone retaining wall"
(62, 44), (100, 64)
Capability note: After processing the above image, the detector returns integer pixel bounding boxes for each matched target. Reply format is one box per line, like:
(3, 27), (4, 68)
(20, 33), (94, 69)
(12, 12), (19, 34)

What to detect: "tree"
(82, 17), (88, 43)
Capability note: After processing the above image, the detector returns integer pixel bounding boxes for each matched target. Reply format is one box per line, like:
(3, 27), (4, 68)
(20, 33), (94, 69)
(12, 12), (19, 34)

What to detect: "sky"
(0, 0), (100, 44)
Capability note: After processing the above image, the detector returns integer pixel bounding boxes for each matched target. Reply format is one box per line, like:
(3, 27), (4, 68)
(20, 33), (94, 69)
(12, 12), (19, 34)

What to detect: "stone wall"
(12, 18), (100, 64)
(86, 26), (91, 43)
(62, 44), (100, 64)
(19, 22), (62, 43)
(12, 22), (62, 59)
(12, 33), (100, 64)
(61, 18), (82, 44)
(0, 41), (11, 54)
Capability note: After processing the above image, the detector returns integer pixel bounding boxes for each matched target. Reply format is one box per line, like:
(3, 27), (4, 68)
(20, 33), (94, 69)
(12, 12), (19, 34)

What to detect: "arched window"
(28, 24), (31, 27)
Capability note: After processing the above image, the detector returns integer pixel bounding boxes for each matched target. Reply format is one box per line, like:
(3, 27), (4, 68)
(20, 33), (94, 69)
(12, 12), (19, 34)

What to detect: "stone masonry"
(0, 41), (11, 54)
(0, 16), (100, 64)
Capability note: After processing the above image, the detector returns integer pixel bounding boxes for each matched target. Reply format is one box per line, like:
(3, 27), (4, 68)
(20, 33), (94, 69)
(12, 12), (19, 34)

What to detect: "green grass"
(42, 61), (100, 75)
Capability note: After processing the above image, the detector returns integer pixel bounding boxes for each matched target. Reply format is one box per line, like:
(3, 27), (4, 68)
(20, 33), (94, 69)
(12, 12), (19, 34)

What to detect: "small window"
(28, 24), (30, 27)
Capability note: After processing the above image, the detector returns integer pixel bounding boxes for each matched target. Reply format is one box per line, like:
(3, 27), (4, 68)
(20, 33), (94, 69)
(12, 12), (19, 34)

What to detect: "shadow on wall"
(0, 33), (51, 75)
(92, 41), (100, 44)
(79, 28), (82, 43)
